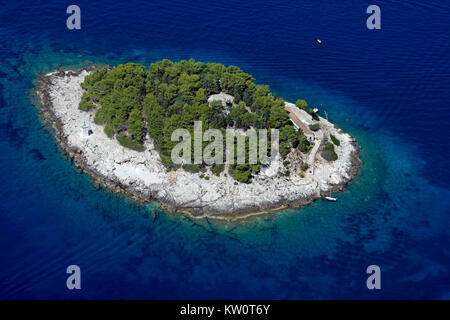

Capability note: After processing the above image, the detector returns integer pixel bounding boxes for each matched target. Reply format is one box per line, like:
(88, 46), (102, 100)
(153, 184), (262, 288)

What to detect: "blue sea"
(0, 1), (449, 299)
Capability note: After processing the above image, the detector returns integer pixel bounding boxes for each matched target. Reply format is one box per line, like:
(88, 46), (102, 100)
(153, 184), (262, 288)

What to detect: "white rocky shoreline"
(36, 67), (360, 219)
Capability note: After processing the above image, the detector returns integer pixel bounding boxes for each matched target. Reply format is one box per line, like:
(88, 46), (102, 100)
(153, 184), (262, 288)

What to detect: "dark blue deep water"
(0, 1), (449, 299)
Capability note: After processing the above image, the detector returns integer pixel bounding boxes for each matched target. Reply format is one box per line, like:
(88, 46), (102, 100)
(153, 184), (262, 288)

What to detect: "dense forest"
(79, 60), (311, 182)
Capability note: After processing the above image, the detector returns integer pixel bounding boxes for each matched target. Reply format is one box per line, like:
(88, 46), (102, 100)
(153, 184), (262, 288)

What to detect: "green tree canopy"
(79, 60), (311, 181)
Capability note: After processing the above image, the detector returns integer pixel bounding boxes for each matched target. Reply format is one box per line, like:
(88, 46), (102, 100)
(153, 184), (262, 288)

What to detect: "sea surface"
(0, 0), (449, 299)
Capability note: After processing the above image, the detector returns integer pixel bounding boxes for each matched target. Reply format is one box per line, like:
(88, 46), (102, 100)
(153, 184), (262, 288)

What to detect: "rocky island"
(36, 60), (360, 219)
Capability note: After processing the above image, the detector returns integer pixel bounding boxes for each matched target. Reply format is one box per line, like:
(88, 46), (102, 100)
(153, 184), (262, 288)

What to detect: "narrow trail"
(307, 129), (323, 166)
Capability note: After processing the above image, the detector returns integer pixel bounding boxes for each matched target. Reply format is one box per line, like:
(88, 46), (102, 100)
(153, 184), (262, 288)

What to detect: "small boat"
(325, 196), (337, 202)
(317, 39), (322, 44)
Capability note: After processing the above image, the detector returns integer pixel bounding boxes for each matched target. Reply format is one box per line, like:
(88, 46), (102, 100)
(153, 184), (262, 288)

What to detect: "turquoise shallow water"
(1, 1), (449, 299)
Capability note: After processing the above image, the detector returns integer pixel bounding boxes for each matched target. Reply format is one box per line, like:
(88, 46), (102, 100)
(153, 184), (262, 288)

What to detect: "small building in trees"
(207, 92), (235, 113)
(284, 108), (315, 141)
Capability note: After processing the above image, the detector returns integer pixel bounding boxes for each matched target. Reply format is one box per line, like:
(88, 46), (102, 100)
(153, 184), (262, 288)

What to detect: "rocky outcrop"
(36, 69), (360, 219)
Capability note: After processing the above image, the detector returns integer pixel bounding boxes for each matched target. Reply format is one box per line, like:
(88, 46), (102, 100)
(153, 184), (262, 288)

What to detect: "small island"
(37, 60), (360, 219)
